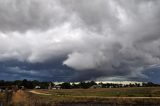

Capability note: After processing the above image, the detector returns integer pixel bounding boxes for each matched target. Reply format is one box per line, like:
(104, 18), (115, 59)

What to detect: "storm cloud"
(0, 0), (160, 82)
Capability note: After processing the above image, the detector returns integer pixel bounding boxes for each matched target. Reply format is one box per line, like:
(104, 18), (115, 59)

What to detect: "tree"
(21, 79), (34, 89)
(61, 82), (71, 89)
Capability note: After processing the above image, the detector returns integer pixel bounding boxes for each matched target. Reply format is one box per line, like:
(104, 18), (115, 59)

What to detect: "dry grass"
(9, 87), (160, 106)
(36, 87), (160, 97)
(0, 93), (5, 102)
(25, 87), (160, 105)
(12, 90), (27, 104)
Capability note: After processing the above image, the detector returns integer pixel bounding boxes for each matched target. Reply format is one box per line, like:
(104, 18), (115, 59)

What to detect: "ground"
(2, 87), (160, 106)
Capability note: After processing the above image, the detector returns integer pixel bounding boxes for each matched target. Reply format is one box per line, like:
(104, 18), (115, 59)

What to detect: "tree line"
(0, 79), (160, 89)
(0, 79), (49, 89)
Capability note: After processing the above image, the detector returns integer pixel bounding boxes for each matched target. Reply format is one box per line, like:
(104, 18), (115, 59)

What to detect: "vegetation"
(0, 79), (160, 89)
(36, 87), (160, 97)
(1, 79), (160, 105)
(11, 87), (160, 106)
(0, 79), (50, 89)
(1, 87), (160, 105)
(0, 92), (4, 102)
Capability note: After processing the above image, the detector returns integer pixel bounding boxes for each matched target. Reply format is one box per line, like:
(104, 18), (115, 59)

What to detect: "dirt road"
(28, 90), (160, 99)
(28, 90), (51, 95)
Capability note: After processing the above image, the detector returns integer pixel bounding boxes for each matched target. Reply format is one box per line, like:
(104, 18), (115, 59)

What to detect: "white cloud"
(0, 0), (160, 80)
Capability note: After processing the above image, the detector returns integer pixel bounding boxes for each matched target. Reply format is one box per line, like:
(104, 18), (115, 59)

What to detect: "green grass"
(11, 87), (160, 105)
(37, 87), (160, 97)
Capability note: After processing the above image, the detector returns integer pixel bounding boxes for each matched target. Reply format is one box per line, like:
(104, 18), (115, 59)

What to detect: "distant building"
(90, 84), (102, 89)
(35, 86), (41, 89)
(53, 85), (61, 89)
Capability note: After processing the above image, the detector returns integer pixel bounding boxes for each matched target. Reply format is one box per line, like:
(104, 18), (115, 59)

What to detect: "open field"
(0, 93), (4, 101)
(0, 93), (4, 98)
(0, 93), (5, 101)
(24, 87), (160, 106)
(2, 87), (160, 106)
(36, 87), (160, 97)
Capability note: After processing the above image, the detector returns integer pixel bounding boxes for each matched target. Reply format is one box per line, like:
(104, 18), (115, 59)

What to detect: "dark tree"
(61, 82), (71, 89)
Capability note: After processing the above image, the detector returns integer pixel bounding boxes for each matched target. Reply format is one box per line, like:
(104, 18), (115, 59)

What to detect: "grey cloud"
(0, 0), (160, 81)
(0, 60), (75, 81)
(62, 0), (160, 81)
(60, 0), (119, 33)
(0, 0), (68, 32)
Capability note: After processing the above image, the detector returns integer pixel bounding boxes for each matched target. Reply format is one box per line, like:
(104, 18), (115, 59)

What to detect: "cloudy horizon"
(0, 0), (160, 83)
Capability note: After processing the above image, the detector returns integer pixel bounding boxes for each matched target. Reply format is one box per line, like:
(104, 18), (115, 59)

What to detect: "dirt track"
(29, 90), (51, 95)
(28, 90), (160, 99)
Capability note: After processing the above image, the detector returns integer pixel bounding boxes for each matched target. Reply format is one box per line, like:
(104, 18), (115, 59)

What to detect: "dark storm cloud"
(0, 60), (75, 81)
(0, 0), (160, 82)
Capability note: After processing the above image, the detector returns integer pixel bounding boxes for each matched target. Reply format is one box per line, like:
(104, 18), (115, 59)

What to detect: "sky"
(0, 0), (160, 83)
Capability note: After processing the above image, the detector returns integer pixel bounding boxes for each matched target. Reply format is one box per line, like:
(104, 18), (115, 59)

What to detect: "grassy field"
(0, 93), (4, 100)
(36, 87), (160, 97)
(0, 93), (5, 106)
(5, 87), (160, 106)
(23, 87), (160, 105)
